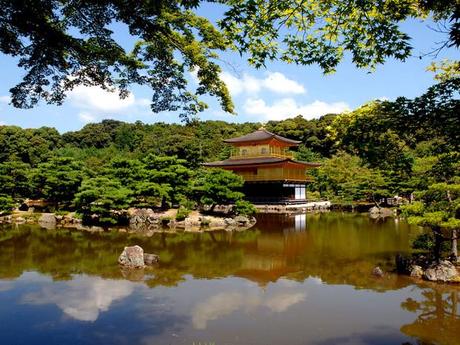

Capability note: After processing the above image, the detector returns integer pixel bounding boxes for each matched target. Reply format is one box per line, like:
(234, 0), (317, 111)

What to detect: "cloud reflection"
(192, 290), (306, 329)
(0, 280), (14, 292)
(22, 276), (135, 322)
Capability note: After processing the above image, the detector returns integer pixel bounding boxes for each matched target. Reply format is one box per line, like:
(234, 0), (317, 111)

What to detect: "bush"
(0, 195), (14, 215)
(412, 233), (435, 250)
(55, 210), (69, 216)
(400, 201), (425, 217)
(307, 191), (321, 201)
(160, 216), (172, 226)
(412, 232), (450, 252)
(179, 198), (196, 211)
(175, 207), (191, 221)
(74, 177), (133, 225)
(234, 200), (257, 216)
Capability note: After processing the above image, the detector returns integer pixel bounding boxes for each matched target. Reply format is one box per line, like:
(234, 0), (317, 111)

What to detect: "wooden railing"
(230, 152), (294, 159)
(237, 170), (312, 182)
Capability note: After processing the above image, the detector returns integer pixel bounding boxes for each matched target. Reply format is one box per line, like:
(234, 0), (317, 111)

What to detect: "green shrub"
(0, 195), (14, 215)
(73, 212), (83, 220)
(179, 198), (196, 211)
(412, 233), (435, 250)
(55, 210), (70, 216)
(400, 201), (425, 217)
(175, 207), (191, 221)
(307, 191), (321, 201)
(160, 216), (172, 226)
(412, 233), (450, 252)
(234, 200), (257, 216)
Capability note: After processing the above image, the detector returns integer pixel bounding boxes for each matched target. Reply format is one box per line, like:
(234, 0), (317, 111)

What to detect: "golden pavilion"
(203, 129), (320, 204)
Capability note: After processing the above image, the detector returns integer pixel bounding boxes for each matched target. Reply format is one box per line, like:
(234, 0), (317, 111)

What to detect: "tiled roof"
(203, 157), (320, 167)
(223, 129), (301, 145)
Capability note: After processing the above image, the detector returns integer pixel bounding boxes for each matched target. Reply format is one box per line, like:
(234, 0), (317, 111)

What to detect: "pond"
(0, 212), (459, 345)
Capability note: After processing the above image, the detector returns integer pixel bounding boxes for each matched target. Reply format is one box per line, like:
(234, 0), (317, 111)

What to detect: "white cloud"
(68, 85), (136, 112)
(22, 276), (135, 322)
(78, 112), (97, 123)
(263, 292), (306, 312)
(192, 292), (253, 329)
(263, 72), (306, 94)
(208, 71), (306, 97)
(220, 72), (262, 96)
(0, 95), (10, 104)
(66, 86), (151, 123)
(244, 97), (350, 121)
(191, 291), (306, 330)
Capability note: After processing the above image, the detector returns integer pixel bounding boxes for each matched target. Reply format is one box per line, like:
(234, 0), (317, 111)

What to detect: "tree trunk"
(433, 228), (443, 262)
(452, 229), (458, 263)
(372, 194), (381, 209)
(161, 196), (168, 210)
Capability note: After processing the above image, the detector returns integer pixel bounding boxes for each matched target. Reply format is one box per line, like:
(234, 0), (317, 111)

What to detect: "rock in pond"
(423, 260), (460, 282)
(372, 266), (384, 277)
(118, 245), (146, 268)
(369, 206), (393, 218)
(410, 265), (424, 278)
(144, 253), (160, 266)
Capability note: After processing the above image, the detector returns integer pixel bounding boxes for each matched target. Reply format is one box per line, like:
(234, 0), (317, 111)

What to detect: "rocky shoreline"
(396, 254), (460, 283)
(0, 208), (256, 233)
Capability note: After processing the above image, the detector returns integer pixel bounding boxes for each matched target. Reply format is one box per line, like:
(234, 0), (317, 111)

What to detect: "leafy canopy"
(193, 168), (245, 209)
(0, 0), (233, 119)
(30, 157), (84, 205)
(74, 177), (133, 224)
(0, 194), (14, 215)
(314, 151), (391, 204)
(1, 0), (459, 116)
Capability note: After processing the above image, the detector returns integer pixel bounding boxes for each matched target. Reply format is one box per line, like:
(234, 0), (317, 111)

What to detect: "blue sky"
(0, 7), (457, 133)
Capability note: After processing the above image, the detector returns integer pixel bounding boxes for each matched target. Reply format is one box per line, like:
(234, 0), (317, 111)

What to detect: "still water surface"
(0, 213), (459, 345)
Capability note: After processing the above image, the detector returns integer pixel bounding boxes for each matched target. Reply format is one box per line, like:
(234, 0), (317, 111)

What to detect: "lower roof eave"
(244, 179), (311, 184)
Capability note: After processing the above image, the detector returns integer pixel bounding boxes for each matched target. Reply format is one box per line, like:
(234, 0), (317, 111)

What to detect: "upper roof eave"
(223, 129), (301, 145)
(202, 157), (321, 167)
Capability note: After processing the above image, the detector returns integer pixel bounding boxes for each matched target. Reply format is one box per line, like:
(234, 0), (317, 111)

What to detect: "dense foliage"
(1, 1), (458, 117)
(0, 121), (262, 221)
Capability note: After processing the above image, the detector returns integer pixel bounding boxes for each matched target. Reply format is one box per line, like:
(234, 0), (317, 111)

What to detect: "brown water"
(0, 212), (459, 345)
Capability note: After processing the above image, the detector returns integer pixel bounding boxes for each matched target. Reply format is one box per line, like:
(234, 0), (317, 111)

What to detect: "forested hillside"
(0, 78), (458, 225)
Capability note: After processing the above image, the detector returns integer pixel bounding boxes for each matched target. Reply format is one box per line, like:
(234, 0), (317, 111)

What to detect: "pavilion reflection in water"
(236, 213), (312, 285)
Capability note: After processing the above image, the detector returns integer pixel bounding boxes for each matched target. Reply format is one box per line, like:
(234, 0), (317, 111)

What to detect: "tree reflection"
(0, 214), (421, 290)
(401, 285), (460, 345)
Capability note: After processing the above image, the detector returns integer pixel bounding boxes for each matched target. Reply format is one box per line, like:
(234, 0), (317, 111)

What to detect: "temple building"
(203, 128), (320, 204)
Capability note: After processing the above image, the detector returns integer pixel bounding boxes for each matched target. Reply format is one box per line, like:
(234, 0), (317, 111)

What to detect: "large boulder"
(234, 215), (251, 226)
(424, 260), (460, 282)
(118, 245), (146, 268)
(38, 213), (56, 228)
(129, 208), (159, 225)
